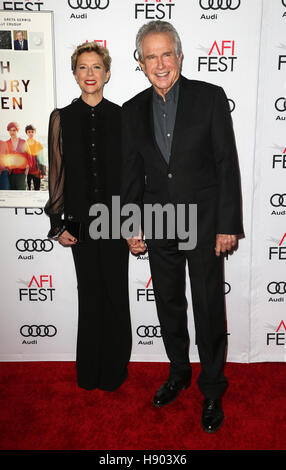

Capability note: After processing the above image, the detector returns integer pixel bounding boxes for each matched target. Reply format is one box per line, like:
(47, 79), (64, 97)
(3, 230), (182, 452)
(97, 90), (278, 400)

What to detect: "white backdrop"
(0, 0), (285, 363)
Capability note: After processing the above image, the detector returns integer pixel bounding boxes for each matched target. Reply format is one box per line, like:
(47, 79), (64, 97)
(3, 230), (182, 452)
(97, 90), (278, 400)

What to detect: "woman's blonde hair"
(71, 41), (111, 73)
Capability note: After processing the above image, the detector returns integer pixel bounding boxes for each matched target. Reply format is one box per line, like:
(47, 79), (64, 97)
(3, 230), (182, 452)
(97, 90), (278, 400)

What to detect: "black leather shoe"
(201, 399), (224, 433)
(153, 377), (191, 407)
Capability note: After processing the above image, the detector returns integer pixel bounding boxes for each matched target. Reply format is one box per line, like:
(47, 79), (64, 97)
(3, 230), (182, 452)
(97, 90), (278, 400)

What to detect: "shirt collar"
(153, 76), (180, 104)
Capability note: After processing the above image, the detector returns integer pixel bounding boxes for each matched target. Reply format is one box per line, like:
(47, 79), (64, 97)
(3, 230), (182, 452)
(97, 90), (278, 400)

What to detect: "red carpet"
(0, 362), (285, 451)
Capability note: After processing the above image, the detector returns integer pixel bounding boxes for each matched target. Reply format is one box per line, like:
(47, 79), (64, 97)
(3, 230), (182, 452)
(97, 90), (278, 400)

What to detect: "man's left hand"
(215, 234), (237, 256)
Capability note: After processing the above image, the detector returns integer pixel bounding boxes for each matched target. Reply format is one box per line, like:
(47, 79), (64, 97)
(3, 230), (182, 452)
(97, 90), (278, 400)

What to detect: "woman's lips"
(85, 80), (97, 85)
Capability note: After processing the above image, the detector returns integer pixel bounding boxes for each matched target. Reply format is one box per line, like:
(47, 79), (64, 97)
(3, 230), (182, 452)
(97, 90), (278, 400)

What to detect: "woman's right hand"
(58, 230), (77, 246)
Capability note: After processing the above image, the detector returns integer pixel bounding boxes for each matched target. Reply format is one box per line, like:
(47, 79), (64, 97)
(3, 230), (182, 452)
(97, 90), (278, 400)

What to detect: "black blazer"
(121, 75), (243, 244)
(14, 39), (28, 50)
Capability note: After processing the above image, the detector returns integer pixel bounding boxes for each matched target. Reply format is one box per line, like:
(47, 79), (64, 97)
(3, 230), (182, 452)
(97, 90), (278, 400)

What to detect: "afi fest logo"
(268, 233), (286, 260)
(278, 45), (286, 70)
(1, 1), (44, 10)
(14, 207), (44, 215)
(272, 146), (286, 169)
(136, 276), (155, 302)
(266, 320), (286, 346)
(134, 0), (175, 20)
(197, 40), (237, 72)
(199, 0), (241, 10)
(18, 274), (55, 301)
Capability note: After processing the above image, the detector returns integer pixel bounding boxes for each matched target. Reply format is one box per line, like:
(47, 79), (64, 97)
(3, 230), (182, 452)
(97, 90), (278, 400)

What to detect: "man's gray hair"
(136, 20), (182, 62)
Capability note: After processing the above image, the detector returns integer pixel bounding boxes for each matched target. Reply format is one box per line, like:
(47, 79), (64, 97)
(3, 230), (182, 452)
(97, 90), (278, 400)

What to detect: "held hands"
(58, 230), (77, 247)
(127, 230), (146, 255)
(127, 233), (238, 256)
(215, 234), (237, 256)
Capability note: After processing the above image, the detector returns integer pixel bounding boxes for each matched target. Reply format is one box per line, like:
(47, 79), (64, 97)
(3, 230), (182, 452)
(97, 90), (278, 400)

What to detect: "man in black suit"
(121, 21), (243, 433)
(14, 31), (28, 50)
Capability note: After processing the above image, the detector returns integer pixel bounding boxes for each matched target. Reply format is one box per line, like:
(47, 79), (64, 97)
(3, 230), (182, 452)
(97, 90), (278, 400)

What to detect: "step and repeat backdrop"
(0, 0), (285, 363)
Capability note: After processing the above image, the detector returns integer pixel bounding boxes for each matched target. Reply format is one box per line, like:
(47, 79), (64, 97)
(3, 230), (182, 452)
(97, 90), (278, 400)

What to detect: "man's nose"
(156, 57), (164, 69)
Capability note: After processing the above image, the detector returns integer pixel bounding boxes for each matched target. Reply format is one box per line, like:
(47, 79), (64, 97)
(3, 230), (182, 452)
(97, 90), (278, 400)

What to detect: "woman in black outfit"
(45, 42), (132, 391)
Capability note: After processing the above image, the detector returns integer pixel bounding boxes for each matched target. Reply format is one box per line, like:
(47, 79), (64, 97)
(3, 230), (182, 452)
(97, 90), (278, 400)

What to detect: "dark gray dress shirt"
(152, 78), (180, 164)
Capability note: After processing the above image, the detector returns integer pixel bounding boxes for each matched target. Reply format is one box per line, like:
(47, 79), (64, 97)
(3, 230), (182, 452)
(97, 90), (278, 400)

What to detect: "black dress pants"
(72, 238), (132, 391)
(146, 239), (228, 400)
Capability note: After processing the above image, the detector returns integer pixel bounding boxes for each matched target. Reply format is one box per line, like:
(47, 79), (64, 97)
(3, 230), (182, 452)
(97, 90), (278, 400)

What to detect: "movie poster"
(0, 10), (54, 207)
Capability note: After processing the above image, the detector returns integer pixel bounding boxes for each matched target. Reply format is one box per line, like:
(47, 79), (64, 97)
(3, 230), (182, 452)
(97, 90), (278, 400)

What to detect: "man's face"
(16, 32), (23, 42)
(139, 32), (182, 99)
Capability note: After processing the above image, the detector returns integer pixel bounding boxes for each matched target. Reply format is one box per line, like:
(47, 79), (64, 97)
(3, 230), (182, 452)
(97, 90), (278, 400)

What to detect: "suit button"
(168, 173), (173, 179)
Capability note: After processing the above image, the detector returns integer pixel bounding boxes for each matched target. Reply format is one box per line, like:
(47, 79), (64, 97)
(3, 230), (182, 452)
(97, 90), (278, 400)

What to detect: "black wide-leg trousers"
(147, 239), (228, 400)
(72, 238), (132, 391)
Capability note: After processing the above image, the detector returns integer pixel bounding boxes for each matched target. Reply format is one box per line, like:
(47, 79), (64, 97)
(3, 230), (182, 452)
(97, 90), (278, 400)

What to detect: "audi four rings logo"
(270, 194), (286, 207)
(137, 325), (162, 338)
(67, 0), (110, 9)
(275, 97), (286, 112)
(228, 99), (235, 113)
(20, 325), (57, 337)
(224, 282), (231, 295)
(267, 282), (286, 294)
(16, 239), (54, 252)
(199, 0), (241, 10)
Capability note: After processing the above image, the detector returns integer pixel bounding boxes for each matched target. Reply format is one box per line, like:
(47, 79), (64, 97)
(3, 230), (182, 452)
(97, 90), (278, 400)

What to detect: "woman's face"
(74, 51), (110, 99)
(26, 129), (35, 139)
(9, 127), (18, 139)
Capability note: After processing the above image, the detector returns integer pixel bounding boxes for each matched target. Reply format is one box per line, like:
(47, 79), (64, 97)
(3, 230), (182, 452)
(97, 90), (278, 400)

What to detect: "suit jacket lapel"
(169, 75), (198, 166)
(143, 76), (198, 169)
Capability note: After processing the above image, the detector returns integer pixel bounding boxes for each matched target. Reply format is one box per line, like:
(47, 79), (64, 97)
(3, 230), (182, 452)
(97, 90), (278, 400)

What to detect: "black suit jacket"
(121, 75), (243, 244)
(14, 39), (28, 50)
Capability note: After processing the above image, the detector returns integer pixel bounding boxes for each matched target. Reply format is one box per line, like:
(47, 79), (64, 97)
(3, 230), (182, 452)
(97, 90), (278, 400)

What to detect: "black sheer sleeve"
(44, 109), (65, 238)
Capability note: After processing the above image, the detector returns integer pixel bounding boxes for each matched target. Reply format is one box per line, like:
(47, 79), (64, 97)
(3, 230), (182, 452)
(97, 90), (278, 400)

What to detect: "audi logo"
(137, 325), (162, 338)
(16, 239), (54, 252)
(20, 325), (57, 337)
(67, 0), (109, 9)
(267, 282), (286, 295)
(270, 194), (286, 207)
(224, 282), (231, 295)
(275, 97), (286, 112)
(199, 0), (241, 10)
(228, 98), (235, 113)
